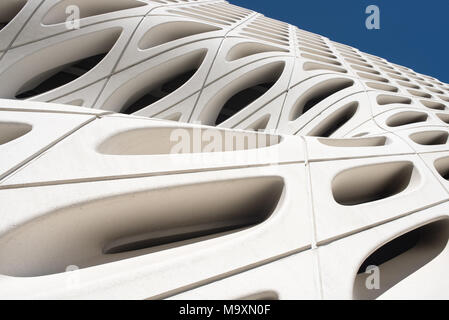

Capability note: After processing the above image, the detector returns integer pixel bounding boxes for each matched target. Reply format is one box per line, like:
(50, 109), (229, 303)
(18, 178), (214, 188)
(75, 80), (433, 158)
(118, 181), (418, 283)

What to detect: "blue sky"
(231, 0), (449, 83)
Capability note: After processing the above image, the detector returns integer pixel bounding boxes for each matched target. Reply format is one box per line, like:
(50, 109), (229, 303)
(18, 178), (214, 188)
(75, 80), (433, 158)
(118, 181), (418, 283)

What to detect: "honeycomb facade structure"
(0, 0), (449, 299)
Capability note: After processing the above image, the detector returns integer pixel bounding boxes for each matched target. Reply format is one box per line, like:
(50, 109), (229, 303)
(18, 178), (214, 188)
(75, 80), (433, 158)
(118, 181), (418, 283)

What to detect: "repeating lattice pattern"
(1, 0), (449, 300)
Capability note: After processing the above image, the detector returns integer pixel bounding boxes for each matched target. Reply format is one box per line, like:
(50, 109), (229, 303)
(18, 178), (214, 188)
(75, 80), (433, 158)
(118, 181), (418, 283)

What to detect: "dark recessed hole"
(102, 49), (206, 114)
(386, 111), (428, 127)
(357, 229), (421, 275)
(113, 50), (207, 114)
(12, 28), (121, 99)
(0, 0), (27, 31)
(16, 54), (107, 99)
(289, 78), (354, 121)
(0, 121), (32, 145)
(0, 176), (284, 277)
(332, 161), (415, 206)
(353, 219), (449, 299)
(216, 82), (274, 125)
(212, 62), (284, 126)
(409, 131), (448, 145)
(122, 69), (196, 115)
(434, 157), (449, 180)
(308, 101), (358, 137)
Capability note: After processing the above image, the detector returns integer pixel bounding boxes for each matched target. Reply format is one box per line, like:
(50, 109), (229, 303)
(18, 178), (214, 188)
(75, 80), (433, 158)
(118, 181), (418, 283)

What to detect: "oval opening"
(97, 127), (281, 155)
(168, 9), (231, 27)
(396, 80), (419, 89)
(104, 49), (207, 114)
(407, 89), (432, 99)
(376, 95), (412, 106)
(332, 161), (416, 206)
(388, 73), (410, 82)
(366, 82), (398, 93)
(307, 101), (358, 137)
(347, 59), (372, 68)
(15, 27), (122, 99)
(409, 130), (448, 146)
(353, 218), (449, 299)
(438, 95), (449, 102)
(299, 47), (337, 59)
(436, 113), (449, 124)
(299, 42), (332, 54)
(303, 62), (347, 74)
(139, 21), (221, 49)
(300, 53), (341, 66)
(289, 78), (354, 121)
(386, 111), (428, 127)
(242, 27), (289, 42)
(357, 72), (389, 83)
(226, 42), (288, 61)
(427, 87), (444, 94)
(0, 121), (32, 145)
(205, 61), (284, 126)
(420, 100), (446, 110)
(318, 136), (387, 148)
(434, 156), (449, 180)
(0, 176), (284, 277)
